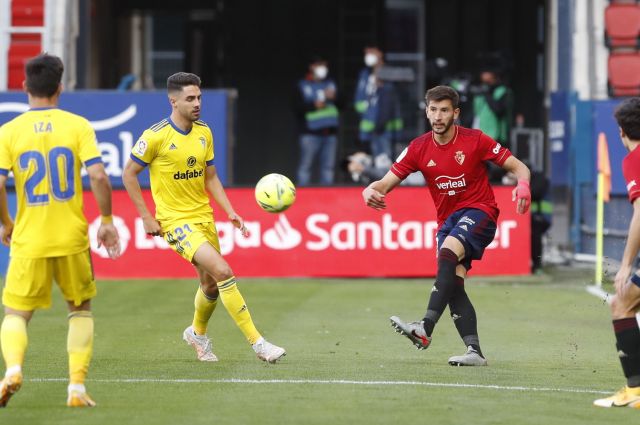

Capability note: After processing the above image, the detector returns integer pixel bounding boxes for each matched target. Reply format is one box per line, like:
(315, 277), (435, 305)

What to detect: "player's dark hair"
(425, 85), (460, 109)
(615, 97), (640, 140)
(25, 53), (63, 98)
(167, 72), (201, 93)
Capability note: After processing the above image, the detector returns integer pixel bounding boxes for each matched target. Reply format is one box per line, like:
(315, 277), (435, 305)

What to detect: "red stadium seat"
(605, 4), (640, 48)
(608, 52), (640, 96)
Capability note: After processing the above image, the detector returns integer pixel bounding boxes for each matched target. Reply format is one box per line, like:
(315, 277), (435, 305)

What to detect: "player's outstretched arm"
(615, 198), (640, 293)
(205, 165), (248, 237)
(122, 159), (161, 236)
(86, 162), (121, 259)
(362, 171), (402, 210)
(0, 175), (13, 246)
(502, 156), (531, 214)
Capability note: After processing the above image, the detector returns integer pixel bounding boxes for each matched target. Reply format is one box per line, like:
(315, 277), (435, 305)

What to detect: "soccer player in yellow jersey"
(122, 72), (285, 363)
(0, 54), (121, 408)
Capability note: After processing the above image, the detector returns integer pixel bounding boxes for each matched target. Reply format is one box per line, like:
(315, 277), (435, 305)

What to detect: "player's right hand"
(97, 223), (122, 259)
(0, 220), (13, 246)
(363, 186), (386, 210)
(142, 216), (162, 236)
(614, 266), (632, 294)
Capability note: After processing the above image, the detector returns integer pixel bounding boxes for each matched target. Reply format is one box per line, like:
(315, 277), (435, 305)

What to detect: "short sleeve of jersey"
(0, 125), (12, 175)
(623, 154), (640, 203)
(77, 118), (102, 167)
(391, 141), (420, 180)
(131, 129), (159, 166)
(478, 132), (511, 166)
(205, 127), (215, 166)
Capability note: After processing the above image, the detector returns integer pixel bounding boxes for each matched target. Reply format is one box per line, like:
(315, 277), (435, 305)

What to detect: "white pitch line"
(26, 378), (611, 395)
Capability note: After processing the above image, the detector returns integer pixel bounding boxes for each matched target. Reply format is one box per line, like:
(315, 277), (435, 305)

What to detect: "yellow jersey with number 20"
(0, 108), (102, 258)
(130, 118), (215, 230)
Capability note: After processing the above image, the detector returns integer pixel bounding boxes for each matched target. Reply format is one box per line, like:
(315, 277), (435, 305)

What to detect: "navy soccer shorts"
(436, 208), (497, 270)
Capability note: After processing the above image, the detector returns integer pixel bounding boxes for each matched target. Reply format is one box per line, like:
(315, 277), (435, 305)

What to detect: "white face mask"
(314, 66), (328, 80)
(364, 53), (378, 67)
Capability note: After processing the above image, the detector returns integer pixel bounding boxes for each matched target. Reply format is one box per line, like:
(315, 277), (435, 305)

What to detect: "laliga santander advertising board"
(85, 187), (530, 278)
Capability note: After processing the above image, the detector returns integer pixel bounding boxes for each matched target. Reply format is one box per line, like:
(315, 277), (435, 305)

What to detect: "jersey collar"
(168, 117), (192, 135)
(29, 107), (58, 111)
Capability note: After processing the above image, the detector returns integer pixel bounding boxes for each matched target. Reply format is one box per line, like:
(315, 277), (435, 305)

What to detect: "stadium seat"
(608, 52), (640, 96)
(605, 4), (640, 48)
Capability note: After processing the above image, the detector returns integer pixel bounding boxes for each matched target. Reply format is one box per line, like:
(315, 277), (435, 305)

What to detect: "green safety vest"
(473, 85), (512, 142)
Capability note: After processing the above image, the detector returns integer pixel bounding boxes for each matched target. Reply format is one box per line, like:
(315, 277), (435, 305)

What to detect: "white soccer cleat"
(252, 337), (286, 364)
(594, 386), (640, 408)
(182, 326), (219, 362)
(448, 346), (488, 366)
(390, 316), (432, 350)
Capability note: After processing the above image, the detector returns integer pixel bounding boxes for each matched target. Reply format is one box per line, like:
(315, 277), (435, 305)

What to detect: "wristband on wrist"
(101, 215), (113, 224)
(631, 274), (640, 288)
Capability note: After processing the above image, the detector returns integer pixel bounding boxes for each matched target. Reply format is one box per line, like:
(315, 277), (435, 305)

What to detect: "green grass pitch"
(0, 268), (638, 424)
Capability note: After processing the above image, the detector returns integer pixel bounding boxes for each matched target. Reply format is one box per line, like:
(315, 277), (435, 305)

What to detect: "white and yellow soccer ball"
(255, 173), (296, 213)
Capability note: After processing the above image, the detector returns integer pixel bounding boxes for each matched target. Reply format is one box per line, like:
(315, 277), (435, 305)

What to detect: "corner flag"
(595, 132), (611, 286)
(597, 132), (611, 203)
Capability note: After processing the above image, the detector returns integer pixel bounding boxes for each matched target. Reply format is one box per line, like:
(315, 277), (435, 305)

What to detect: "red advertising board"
(85, 187), (530, 278)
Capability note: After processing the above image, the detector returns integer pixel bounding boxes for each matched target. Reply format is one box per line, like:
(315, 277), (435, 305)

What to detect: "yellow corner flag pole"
(595, 172), (604, 286)
(595, 132), (611, 287)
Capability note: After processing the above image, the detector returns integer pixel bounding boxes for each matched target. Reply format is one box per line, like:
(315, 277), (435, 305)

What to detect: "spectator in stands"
(295, 57), (339, 186)
(354, 46), (403, 159)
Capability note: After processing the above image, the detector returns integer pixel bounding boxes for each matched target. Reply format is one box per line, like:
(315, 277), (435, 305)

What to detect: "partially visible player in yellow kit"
(0, 54), (121, 408)
(122, 72), (285, 363)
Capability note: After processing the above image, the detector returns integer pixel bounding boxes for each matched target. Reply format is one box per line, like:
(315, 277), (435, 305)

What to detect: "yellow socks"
(218, 276), (261, 344)
(67, 311), (94, 385)
(1, 314), (28, 372)
(193, 287), (218, 335)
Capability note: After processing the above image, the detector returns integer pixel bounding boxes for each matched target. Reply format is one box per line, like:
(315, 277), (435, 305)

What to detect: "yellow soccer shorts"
(2, 250), (96, 311)
(163, 222), (221, 263)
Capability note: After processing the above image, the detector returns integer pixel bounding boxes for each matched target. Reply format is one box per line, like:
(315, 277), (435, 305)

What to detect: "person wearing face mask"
(472, 69), (513, 146)
(354, 46), (403, 160)
(295, 57), (339, 186)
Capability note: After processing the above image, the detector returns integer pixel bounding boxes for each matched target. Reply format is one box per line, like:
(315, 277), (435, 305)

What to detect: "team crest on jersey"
(135, 140), (147, 155)
(200, 137), (206, 148)
(454, 150), (465, 165)
(187, 156), (197, 168)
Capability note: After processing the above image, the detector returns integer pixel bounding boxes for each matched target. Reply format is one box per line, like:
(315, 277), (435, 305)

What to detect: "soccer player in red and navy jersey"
(594, 98), (640, 408)
(363, 85), (531, 366)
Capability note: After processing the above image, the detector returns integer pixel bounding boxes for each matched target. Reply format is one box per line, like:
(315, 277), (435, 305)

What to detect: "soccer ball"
(255, 173), (296, 213)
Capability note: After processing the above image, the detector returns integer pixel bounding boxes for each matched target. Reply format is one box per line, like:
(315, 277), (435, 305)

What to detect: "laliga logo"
(88, 215), (132, 258)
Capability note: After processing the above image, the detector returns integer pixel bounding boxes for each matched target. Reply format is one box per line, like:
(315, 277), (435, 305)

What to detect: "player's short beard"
(430, 117), (454, 135)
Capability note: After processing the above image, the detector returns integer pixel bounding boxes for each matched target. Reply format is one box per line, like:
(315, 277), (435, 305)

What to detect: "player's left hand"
(512, 179), (531, 214)
(0, 220), (14, 246)
(229, 213), (249, 238)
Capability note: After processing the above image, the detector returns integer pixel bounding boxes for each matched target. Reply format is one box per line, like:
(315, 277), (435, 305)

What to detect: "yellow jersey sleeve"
(205, 127), (214, 166)
(0, 125), (12, 174)
(131, 129), (160, 166)
(76, 118), (102, 167)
